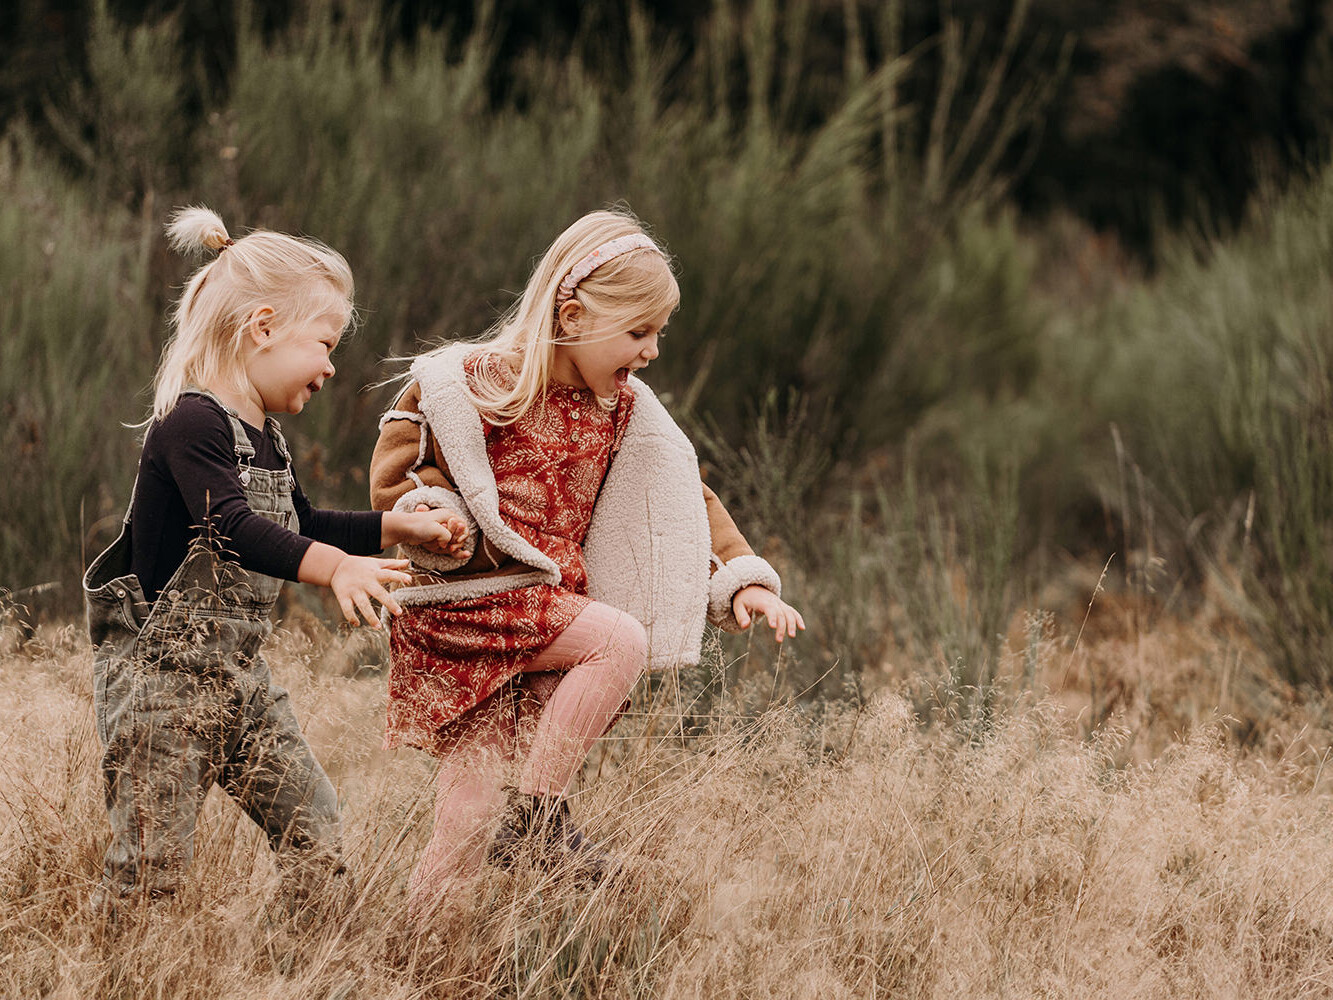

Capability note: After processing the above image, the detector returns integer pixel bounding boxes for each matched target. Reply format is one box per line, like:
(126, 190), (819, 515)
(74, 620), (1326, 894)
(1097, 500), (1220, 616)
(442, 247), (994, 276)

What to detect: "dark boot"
(486, 787), (536, 868)
(487, 788), (614, 882)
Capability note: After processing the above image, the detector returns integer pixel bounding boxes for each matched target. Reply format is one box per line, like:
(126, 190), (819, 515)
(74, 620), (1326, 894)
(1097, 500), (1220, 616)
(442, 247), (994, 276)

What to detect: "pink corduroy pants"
(407, 601), (646, 902)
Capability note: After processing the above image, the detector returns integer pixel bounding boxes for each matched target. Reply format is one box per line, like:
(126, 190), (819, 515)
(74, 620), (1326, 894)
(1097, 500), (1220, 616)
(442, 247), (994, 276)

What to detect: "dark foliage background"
(5, 0), (1331, 254)
(4, 0), (1333, 696)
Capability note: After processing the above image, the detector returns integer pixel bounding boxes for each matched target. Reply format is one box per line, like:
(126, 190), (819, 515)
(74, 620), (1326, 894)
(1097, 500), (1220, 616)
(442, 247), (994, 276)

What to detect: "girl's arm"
(297, 541), (412, 628)
(291, 475), (383, 555)
(292, 477), (459, 556)
(148, 398), (418, 626)
(702, 482), (806, 643)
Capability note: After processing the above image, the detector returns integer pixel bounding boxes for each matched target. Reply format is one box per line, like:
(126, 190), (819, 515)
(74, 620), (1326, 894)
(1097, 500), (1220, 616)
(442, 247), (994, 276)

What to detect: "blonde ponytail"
(165, 205), (232, 255)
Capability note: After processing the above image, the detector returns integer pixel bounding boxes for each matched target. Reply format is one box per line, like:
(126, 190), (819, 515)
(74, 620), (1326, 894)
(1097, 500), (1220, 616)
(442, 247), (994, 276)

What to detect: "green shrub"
(1068, 161), (1333, 686)
(0, 132), (152, 596)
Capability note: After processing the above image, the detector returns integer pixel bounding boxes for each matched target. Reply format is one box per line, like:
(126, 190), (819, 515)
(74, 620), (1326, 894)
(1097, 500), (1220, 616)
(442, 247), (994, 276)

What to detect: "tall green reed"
(1065, 161), (1333, 687)
(0, 132), (156, 595)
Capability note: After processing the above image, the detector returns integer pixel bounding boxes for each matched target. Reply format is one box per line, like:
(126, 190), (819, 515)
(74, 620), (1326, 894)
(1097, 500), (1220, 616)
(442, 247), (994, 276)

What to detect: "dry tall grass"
(3, 611), (1333, 999)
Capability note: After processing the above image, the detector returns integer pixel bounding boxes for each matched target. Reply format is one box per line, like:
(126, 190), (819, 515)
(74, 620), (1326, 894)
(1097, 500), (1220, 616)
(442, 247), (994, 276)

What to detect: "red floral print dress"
(385, 362), (635, 754)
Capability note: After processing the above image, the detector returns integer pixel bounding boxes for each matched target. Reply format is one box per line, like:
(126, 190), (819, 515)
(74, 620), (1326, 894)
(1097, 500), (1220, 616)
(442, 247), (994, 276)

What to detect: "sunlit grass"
(3, 612), (1332, 998)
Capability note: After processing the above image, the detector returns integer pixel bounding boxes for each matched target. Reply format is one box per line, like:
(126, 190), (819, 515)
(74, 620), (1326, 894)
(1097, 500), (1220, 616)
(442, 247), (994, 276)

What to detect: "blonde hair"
(451, 208), (679, 425)
(151, 206), (355, 419)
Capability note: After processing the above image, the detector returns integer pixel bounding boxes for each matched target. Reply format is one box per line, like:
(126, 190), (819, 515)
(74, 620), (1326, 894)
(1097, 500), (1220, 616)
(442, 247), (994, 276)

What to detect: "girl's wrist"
(297, 541), (348, 588)
(380, 511), (404, 549)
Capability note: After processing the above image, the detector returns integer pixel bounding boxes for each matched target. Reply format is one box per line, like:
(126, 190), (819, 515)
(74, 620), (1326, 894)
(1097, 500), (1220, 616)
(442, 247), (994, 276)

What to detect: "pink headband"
(554, 234), (661, 307)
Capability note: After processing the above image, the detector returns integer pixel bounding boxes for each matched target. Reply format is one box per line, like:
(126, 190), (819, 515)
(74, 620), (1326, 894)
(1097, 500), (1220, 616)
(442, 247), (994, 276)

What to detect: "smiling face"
(244, 308), (345, 416)
(551, 300), (673, 398)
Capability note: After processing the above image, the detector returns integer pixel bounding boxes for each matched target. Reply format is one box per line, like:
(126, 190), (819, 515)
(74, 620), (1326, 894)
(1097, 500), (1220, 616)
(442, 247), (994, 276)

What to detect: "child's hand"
(411, 504), (473, 560)
(331, 555), (413, 628)
(732, 585), (806, 643)
(382, 506), (473, 560)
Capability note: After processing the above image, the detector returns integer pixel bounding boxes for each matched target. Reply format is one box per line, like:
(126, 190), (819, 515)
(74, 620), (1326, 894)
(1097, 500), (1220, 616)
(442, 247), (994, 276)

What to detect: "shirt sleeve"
(292, 473), (384, 556)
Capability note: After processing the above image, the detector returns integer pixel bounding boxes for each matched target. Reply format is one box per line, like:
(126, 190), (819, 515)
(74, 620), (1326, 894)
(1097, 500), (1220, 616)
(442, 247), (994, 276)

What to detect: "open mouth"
(615, 368), (630, 388)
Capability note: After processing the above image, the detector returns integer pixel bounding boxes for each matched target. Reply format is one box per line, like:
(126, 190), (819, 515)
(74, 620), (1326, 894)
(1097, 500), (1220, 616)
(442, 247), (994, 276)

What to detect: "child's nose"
(325, 358), (336, 378)
(641, 335), (659, 360)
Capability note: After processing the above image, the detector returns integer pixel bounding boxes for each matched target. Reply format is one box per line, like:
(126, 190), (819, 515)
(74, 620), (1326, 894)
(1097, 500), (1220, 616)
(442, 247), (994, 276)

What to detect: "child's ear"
(244, 305), (277, 347)
(557, 300), (582, 337)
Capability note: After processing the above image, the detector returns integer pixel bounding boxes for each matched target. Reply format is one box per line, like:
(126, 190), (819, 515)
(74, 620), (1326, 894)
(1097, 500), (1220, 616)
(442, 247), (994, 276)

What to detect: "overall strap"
(118, 470), (140, 526)
(223, 410), (257, 461)
(263, 415), (294, 469)
(181, 387), (256, 461)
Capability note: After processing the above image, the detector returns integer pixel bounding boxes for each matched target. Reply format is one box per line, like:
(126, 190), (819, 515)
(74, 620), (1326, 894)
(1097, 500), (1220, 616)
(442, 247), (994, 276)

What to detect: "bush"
(1066, 160), (1333, 686)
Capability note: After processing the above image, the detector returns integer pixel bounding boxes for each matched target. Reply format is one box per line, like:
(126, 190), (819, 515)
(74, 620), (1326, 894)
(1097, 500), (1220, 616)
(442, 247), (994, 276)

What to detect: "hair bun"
(166, 206), (232, 255)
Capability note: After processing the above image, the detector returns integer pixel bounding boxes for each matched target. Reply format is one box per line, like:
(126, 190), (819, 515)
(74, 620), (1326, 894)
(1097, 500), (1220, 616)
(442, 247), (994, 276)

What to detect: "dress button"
(571, 391), (581, 401)
(571, 430), (580, 443)
(571, 410), (581, 421)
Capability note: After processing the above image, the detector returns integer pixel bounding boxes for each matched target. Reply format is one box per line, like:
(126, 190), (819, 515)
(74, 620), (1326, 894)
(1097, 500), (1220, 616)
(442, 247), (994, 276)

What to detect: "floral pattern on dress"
(386, 354), (635, 754)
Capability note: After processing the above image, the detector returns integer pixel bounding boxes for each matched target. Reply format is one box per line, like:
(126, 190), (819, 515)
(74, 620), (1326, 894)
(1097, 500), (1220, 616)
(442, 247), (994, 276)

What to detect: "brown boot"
(487, 788), (614, 882)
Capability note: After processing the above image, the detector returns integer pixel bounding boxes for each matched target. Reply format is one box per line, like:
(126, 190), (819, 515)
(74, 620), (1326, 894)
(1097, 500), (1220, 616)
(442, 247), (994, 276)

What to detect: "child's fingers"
(353, 591), (381, 628)
(378, 589), (403, 617)
(337, 592), (360, 628)
(734, 602), (751, 629)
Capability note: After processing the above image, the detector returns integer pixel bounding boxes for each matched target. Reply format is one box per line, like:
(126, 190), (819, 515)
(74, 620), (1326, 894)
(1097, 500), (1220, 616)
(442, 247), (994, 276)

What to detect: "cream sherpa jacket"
(369, 344), (781, 669)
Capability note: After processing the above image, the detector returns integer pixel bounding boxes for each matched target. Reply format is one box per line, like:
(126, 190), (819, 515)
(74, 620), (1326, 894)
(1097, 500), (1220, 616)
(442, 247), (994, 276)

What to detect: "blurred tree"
(3, 0), (1331, 255)
(0, 0), (86, 123)
(1012, 0), (1333, 253)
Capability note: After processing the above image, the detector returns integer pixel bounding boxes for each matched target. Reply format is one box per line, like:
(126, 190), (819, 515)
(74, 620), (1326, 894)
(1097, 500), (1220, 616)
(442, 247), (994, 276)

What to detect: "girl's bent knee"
(610, 614), (648, 672)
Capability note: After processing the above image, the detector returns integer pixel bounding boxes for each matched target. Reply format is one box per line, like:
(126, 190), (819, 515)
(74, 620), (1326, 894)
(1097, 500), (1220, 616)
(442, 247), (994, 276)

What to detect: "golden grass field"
(4, 591), (1333, 999)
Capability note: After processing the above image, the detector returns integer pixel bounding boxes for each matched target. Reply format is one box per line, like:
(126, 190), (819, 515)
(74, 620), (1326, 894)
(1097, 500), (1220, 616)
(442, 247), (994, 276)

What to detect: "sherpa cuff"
(392, 485), (479, 572)
(707, 554), (782, 632)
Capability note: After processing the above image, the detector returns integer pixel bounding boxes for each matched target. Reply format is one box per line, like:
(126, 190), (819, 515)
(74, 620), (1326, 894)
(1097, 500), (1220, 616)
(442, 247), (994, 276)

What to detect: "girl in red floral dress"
(370, 209), (804, 907)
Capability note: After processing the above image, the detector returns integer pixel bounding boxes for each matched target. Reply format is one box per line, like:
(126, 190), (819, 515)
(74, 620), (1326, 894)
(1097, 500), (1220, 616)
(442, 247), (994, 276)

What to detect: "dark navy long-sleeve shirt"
(130, 394), (382, 602)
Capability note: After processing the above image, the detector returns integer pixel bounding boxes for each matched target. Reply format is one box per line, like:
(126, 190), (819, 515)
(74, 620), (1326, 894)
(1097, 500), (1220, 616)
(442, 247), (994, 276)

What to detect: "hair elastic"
(554, 234), (660, 307)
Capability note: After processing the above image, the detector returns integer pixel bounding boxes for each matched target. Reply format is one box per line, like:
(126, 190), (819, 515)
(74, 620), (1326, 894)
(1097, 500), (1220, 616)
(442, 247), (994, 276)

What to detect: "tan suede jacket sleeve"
(371, 382), (510, 579)
(370, 382), (458, 509)
(369, 381), (757, 577)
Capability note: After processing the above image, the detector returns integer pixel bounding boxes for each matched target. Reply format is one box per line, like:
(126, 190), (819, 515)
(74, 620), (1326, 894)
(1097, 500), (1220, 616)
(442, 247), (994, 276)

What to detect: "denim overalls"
(84, 390), (342, 899)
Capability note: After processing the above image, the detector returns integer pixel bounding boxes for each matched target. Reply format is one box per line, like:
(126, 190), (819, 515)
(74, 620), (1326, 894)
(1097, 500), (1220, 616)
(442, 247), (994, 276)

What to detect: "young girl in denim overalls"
(84, 207), (464, 908)
(370, 209), (807, 909)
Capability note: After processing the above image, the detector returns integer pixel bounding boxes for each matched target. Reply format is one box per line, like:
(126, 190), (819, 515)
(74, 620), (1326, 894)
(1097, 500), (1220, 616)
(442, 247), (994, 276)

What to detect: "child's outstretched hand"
(331, 555), (413, 628)
(733, 585), (806, 643)
(411, 504), (473, 560)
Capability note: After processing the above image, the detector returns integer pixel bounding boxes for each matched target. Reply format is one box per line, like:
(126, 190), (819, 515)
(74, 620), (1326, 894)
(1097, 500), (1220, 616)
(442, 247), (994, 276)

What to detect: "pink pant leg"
(407, 706), (514, 908)
(518, 602), (648, 797)
(409, 603), (644, 905)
